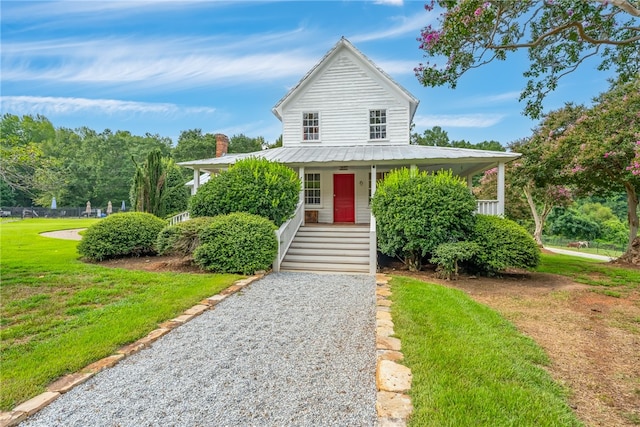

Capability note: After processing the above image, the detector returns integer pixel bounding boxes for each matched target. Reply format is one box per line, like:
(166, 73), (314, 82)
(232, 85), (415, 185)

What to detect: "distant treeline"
(0, 114), (270, 208)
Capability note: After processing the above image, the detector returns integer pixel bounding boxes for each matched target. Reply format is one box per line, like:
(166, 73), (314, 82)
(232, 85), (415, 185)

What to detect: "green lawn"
(537, 252), (640, 298)
(391, 276), (582, 427)
(0, 219), (241, 410)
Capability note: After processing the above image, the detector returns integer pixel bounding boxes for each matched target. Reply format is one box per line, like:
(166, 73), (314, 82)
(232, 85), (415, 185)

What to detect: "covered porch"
(179, 144), (519, 274)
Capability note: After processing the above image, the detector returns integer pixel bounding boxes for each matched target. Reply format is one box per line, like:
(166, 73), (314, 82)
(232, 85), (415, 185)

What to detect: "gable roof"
(272, 37), (420, 121)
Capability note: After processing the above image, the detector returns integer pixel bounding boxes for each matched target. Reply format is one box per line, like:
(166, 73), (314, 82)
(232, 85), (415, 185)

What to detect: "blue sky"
(1, 0), (614, 147)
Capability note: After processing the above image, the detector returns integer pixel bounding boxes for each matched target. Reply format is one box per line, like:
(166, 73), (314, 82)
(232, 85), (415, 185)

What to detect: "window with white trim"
(369, 110), (387, 140)
(304, 173), (321, 205)
(303, 112), (319, 141)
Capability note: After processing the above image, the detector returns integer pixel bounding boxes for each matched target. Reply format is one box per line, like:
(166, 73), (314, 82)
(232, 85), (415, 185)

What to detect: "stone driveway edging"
(0, 274), (265, 427)
(375, 273), (413, 427)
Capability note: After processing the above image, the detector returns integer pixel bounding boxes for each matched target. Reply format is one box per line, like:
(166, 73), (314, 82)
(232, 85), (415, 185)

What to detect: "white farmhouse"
(179, 38), (518, 274)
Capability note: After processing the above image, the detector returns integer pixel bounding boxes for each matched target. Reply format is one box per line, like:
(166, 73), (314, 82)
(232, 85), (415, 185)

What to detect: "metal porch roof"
(178, 144), (520, 171)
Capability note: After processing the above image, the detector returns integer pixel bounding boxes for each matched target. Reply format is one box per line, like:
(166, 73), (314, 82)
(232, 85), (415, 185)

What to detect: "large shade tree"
(559, 79), (640, 253)
(509, 105), (586, 245)
(172, 129), (218, 163)
(0, 114), (56, 204)
(416, 0), (640, 118)
(40, 127), (171, 207)
(228, 134), (264, 154)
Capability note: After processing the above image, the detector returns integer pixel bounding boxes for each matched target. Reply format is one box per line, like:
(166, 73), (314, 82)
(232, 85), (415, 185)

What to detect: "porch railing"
(273, 201), (304, 272)
(476, 200), (499, 216)
(169, 211), (190, 226)
(369, 215), (377, 274)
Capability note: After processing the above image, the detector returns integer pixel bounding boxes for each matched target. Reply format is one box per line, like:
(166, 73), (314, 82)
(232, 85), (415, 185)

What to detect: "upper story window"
(369, 110), (387, 140)
(303, 112), (319, 141)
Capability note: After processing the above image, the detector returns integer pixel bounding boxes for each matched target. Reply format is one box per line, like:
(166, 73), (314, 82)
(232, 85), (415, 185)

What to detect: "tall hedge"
(470, 215), (540, 275)
(78, 212), (167, 261)
(193, 212), (277, 274)
(189, 157), (300, 227)
(371, 168), (477, 271)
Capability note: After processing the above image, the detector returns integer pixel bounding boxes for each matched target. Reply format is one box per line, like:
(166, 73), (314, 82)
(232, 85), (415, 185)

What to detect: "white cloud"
(350, 12), (431, 43)
(374, 0), (404, 6)
(413, 113), (506, 128)
(375, 60), (419, 75)
(1, 34), (319, 88)
(0, 96), (216, 116)
(464, 91), (521, 106)
(2, 1), (218, 22)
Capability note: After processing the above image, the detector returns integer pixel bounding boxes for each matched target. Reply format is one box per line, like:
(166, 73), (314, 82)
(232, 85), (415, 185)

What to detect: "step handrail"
(273, 201), (304, 272)
(369, 215), (377, 274)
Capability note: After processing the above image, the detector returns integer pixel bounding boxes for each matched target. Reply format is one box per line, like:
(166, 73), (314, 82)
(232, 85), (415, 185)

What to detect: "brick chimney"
(215, 134), (229, 158)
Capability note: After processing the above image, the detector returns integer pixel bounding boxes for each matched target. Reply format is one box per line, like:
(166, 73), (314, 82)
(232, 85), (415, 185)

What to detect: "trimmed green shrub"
(193, 212), (277, 274)
(78, 212), (167, 261)
(470, 215), (540, 275)
(155, 217), (215, 256)
(189, 157), (300, 227)
(371, 168), (477, 271)
(431, 241), (480, 280)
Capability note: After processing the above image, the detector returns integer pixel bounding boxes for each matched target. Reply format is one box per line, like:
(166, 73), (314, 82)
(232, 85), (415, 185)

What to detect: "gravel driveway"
(21, 272), (377, 427)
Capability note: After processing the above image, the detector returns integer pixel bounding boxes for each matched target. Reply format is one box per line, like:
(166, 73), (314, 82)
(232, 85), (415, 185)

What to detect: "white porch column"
(370, 165), (377, 198)
(192, 168), (200, 195)
(467, 174), (473, 189)
(497, 162), (505, 216)
(298, 167), (305, 226)
(369, 164), (377, 274)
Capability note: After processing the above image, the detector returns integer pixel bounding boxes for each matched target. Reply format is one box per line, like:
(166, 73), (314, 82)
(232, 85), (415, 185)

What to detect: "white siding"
(355, 169), (371, 224)
(282, 52), (411, 147)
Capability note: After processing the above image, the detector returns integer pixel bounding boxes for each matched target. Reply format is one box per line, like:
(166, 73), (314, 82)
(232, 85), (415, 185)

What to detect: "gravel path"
(40, 229), (84, 241)
(543, 246), (615, 261)
(21, 272), (377, 427)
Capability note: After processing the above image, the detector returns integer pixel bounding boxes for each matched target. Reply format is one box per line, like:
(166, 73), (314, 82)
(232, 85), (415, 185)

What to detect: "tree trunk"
(523, 186), (551, 247)
(405, 252), (421, 272)
(624, 182), (639, 253)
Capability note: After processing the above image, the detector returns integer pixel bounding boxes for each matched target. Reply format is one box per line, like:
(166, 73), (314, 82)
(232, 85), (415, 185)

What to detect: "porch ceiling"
(178, 144), (520, 176)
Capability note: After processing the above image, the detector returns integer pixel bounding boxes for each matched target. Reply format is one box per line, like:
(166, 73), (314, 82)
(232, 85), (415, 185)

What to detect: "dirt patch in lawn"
(98, 254), (639, 426)
(388, 265), (640, 427)
(96, 255), (207, 274)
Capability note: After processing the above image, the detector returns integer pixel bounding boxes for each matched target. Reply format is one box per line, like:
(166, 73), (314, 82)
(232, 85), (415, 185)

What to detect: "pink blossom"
(628, 143), (640, 175)
(548, 185), (572, 204)
(420, 27), (441, 49)
(567, 8), (573, 16)
(571, 165), (586, 173)
(474, 7), (482, 16)
(484, 167), (497, 176)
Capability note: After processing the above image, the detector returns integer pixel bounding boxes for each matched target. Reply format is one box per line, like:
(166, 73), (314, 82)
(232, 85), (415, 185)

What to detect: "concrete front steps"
(280, 225), (371, 273)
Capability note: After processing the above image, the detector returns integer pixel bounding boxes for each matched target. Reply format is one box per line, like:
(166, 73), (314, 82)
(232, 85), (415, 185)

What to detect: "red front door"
(333, 174), (355, 223)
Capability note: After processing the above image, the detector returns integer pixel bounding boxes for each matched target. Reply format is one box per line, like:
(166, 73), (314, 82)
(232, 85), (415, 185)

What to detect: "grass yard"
(537, 253), (639, 298)
(389, 253), (640, 426)
(0, 219), (241, 410)
(390, 276), (582, 427)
